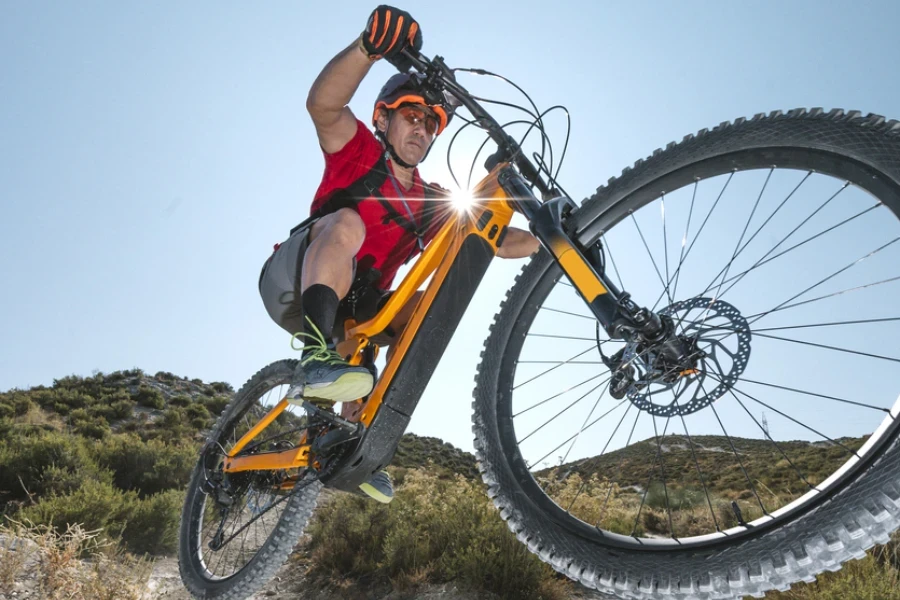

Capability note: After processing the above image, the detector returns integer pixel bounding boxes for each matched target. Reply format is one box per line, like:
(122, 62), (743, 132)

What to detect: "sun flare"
(451, 188), (476, 212)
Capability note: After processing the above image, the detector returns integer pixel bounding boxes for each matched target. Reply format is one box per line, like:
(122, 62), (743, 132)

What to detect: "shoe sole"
(357, 481), (394, 504)
(302, 372), (374, 404)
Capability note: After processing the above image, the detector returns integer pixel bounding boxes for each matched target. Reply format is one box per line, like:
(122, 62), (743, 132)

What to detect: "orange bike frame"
(222, 165), (517, 476)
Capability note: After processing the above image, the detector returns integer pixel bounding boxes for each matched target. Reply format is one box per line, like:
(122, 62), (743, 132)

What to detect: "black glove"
(361, 5), (423, 65)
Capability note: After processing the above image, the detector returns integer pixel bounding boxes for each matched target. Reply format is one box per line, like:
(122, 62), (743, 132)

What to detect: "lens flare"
(451, 188), (475, 212)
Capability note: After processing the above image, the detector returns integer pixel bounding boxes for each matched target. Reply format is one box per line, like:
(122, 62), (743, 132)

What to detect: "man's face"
(377, 105), (438, 166)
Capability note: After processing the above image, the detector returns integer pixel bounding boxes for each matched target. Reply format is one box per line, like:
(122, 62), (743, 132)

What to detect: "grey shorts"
(259, 220), (382, 341)
(258, 223), (316, 337)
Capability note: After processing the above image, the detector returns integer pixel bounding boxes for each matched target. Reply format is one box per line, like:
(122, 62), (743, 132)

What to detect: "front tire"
(473, 109), (900, 599)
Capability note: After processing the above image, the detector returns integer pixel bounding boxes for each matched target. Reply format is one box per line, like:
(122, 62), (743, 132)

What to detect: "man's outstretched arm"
(307, 6), (423, 154)
(306, 38), (375, 155)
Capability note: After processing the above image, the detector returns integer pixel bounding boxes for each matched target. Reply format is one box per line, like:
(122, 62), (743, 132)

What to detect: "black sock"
(301, 284), (340, 352)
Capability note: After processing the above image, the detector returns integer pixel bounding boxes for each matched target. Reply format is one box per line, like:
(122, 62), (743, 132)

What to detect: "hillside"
(0, 370), (897, 600)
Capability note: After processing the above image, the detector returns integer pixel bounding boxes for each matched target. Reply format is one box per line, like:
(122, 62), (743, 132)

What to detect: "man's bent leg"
(294, 209), (374, 404)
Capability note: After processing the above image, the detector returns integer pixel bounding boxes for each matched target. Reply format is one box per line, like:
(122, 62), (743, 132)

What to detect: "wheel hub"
(620, 297), (752, 417)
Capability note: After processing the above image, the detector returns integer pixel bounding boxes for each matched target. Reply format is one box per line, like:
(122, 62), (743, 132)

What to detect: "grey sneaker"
(292, 324), (374, 405)
(358, 470), (394, 504)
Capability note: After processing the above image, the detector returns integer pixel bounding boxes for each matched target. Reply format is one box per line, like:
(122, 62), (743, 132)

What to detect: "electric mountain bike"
(178, 48), (900, 600)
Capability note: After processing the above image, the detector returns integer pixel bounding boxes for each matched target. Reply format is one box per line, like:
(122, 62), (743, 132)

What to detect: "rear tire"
(178, 360), (323, 600)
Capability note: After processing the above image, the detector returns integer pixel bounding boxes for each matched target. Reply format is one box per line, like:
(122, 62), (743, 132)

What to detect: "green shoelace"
(290, 318), (344, 367)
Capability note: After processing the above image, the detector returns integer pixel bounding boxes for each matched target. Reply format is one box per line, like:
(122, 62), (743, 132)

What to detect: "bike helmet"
(372, 73), (455, 135)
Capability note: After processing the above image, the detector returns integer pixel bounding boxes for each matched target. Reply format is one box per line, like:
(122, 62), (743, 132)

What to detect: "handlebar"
(399, 48), (554, 199)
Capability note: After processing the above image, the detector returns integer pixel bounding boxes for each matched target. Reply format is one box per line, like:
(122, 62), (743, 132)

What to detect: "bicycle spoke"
(708, 392), (768, 515)
(708, 372), (861, 459)
(690, 276), (900, 353)
(605, 240), (626, 291)
(651, 414), (676, 538)
(631, 416), (673, 536)
(561, 378), (612, 465)
(678, 411), (720, 532)
(540, 306), (597, 321)
(691, 316), (900, 335)
(709, 373), (888, 413)
(513, 372), (606, 417)
(747, 237), (900, 327)
(565, 403), (633, 513)
(653, 172), (735, 312)
(527, 398), (628, 468)
(527, 332), (600, 342)
(750, 331), (900, 364)
(631, 212), (671, 304)
(670, 180), (699, 302)
(696, 169), (774, 331)
(599, 408), (641, 525)
(724, 384), (815, 490)
(517, 360), (605, 364)
(519, 378), (611, 444)
(745, 275), (900, 322)
(662, 194), (672, 306)
(715, 203), (881, 300)
(513, 345), (596, 390)
(693, 180), (851, 304)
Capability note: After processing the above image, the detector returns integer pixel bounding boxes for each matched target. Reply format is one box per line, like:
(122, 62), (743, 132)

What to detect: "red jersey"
(311, 119), (449, 289)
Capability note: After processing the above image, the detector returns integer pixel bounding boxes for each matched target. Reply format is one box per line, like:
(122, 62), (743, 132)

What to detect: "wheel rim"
(501, 151), (900, 550)
(192, 377), (311, 580)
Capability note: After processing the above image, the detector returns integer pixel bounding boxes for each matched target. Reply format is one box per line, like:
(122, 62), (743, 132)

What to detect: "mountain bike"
(178, 47), (900, 600)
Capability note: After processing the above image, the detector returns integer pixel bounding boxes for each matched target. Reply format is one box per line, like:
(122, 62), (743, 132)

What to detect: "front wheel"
(473, 109), (900, 599)
(178, 359), (323, 600)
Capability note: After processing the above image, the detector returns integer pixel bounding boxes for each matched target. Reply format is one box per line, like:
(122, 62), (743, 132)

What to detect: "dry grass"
(0, 517), (152, 600)
(538, 470), (786, 538)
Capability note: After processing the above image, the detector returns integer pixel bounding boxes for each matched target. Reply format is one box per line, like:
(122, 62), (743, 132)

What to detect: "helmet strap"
(376, 111), (433, 170)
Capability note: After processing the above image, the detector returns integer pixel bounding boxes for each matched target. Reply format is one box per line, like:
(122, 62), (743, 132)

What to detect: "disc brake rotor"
(624, 297), (751, 417)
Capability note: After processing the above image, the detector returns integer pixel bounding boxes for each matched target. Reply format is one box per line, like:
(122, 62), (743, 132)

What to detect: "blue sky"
(2, 1), (899, 454)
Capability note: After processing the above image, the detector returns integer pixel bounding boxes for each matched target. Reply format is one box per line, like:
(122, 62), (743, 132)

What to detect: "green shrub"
(121, 489), (183, 555)
(0, 391), (35, 417)
(109, 397), (136, 420)
(307, 469), (566, 599)
(19, 479), (137, 548)
(203, 395), (231, 416)
(169, 394), (192, 407)
(105, 371), (128, 383)
(185, 404), (211, 429)
(0, 431), (112, 504)
(52, 402), (72, 416)
(75, 417), (110, 439)
(154, 371), (178, 383)
(0, 403), (14, 420)
(89, 433), (195, 497)
(53, 375), (85, 390)
(133, 386), (165, 410)
(88, 402), (117, 422)
(211, 381), (233, 394)
(149, 406), (195, 444)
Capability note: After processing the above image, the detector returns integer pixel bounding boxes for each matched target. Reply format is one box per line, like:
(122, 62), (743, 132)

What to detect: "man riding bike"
(258, 5), (539, 502)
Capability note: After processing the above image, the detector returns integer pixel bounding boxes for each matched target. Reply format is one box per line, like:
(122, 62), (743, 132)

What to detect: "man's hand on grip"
(361, 5), (423, 64)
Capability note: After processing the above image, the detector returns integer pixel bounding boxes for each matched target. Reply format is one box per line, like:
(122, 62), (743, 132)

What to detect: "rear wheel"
(473, 109), (900, 598)
(178, 359), (323, 600)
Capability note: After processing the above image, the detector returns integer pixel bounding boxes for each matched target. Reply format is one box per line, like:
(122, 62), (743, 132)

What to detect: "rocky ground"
(1, 533), (615, 600)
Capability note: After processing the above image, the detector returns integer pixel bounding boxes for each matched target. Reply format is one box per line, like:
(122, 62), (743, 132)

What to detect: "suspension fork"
(497, 166), (665, 344)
